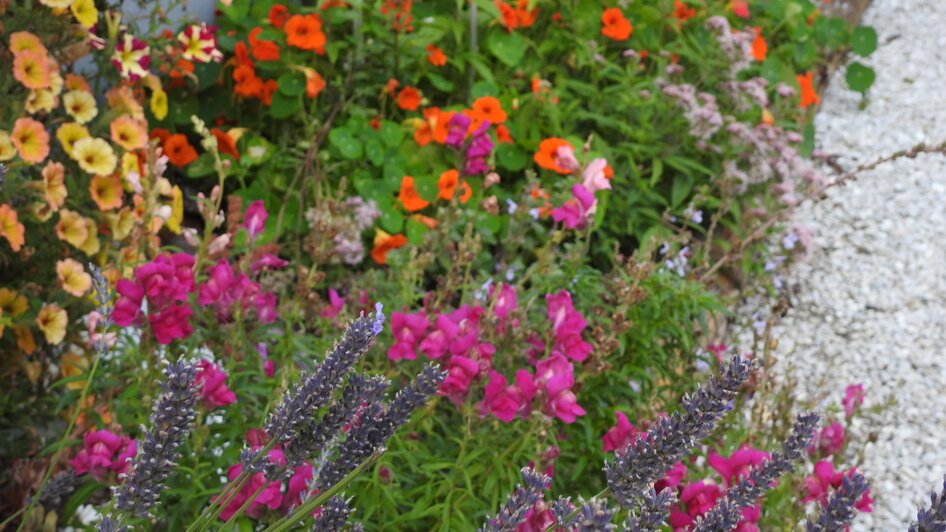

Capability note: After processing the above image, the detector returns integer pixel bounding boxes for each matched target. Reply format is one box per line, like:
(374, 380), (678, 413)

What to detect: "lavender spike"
(910, 476), (946, 532)
(480, 467), (551, 531)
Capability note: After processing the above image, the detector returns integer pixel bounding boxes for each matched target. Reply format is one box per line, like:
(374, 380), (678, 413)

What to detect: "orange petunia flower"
(471, 96), (507, 125)
(13, 50), (50, 89)
(164, 134), (198, 166)
(249, 27), (281, 62)
(371, 230), (408, 265)
(110, 115), (148, 151)
(601, 8), (633, 41)
(285, 14), (326, 54)
(211, 128), (240, 159)
(65, 73), (91, 92)
(12, 117), (50, 164)
(304, 68), (326, 98)
(15, 326), (36, 355)
(396, 87), (421, 111)
(426, 44), (447, 67)
(534, 137), (574, 175)
(0, 204), (26, 252)
(437, 169), (459, 200)
(57, 258), (93, 297)
(398, 176), (429, 212)
(42, 161), (68, 210)
(797, 71), (820, 108)
(496, 124), (513, 143)
(10, 31), (47, 57)
(269, 4), (289, 28)
(90, 174), (124, 210)
(752, 27), (767, 62)
(36, 304), (67, 345)
(672, 0), (697, 23)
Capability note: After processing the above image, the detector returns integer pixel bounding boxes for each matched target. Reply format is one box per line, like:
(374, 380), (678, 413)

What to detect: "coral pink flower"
(196, 359), (237, 409)
(602, 412), (639, 453)
(243, 200), (268, 241)
(708, 445), (770, 487)
(70, 429), (136, 481)
(387, 310), (428, 361)
(842, 384), (864, 417)
(216, 449), (285, 520)
(581, 158), (612, 194)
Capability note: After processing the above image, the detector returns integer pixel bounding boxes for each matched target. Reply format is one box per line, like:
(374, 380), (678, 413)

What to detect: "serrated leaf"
(845, 62), (875, 93)
(851, 26), (878, 57)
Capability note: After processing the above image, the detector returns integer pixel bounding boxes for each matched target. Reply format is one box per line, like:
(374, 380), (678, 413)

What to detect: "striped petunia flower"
(111, 34), (150, 81)
(177, 23), (223, 63)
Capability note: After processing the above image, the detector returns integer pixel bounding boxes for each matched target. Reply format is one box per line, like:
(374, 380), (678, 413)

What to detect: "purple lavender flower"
(806, 471), (871, 532)
(29, 470), (79, 508)
(910, 476), (946, 532)
(372, 303), (385, 335)
(481, 467), (551, 531)
(626, 488), (677, 531)
(576, 497), (617, 531)
(312, 495), (355, 531)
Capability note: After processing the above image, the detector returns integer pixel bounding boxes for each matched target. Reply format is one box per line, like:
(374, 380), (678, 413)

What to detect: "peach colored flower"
(13, 50), (51, 89)
(10, 32), (48, 57)
(110, 116), (147, 151)
(56, 208), (89, 248)
(57, 258), (92, 297)
(56, 122), (90, 157)
(11, 117), (50, 164)
(0, 131), (16, 161)
(36, 304), (68, 345)
(78, 221), (100, 255)
(90, 174), (124, 210)
(42, 161), (68, 210)
(0, 204), (26, 252)
(106, 86), (145, 120)
(63, 89), (98, 123)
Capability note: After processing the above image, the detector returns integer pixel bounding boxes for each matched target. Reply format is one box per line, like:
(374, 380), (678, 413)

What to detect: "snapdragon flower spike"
(605, 355), (752, 509)
(282, 373), (390, 468)
(317, 363), (446, 489)
(111, 359), (201, 518)
(626, 488), (677, 532)
(260, 314), (377, 461)
(481, 467), (552, 532)
(910, 476), (946, 532)
(693, 412), (820, 532)
(311, 495), (355, 531)
(805, 471), (871, 532)
(576, 497), (617, 531)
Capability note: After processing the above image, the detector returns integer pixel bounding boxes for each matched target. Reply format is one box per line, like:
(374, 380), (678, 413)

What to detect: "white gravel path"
(755, 0), (946, 529)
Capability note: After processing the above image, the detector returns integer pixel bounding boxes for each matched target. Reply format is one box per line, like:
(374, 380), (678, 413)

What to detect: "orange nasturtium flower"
(371, 230), (408, 265)
(269, 4), (290, 28)
(398, 176), (430, 212)
(752, 27), (768, 62)
(426, 44), (447, 67)
(672, 0), (697, 23)
(304, 68), (326, 98)
(458, 181), (472, 203)
(12, 117), (50, 164)
(36, 304), (67, 345)
(494, 1), (518, 32)
(496, 124), (513, 144)
(249, 27), (281, 62)
(90, 174), (124, 210)
(0, 204), (26, 252)
(534, 137), (575, 175)
(110, 115), (148, 151)
(211, 128), (240, 160)
(42, 161), (68, 210)
(57, 258), (93, 297)
(437, 169), (459, 200)
(285, 14), (326, 54)
(396, 87), (421, 111)
(797, 71), (820, 108)
(471, 96), (507, 125)
(601, 8), (633, 41)
(164, 134), (198, 166)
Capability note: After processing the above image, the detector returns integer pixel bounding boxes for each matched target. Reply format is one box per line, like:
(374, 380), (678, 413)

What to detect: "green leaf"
(812, 16), (848, 49)
(277, 71), (307, 96)
(241, 135), (275, 166)
(495, 144), (528, 171)
(471, 80), (499, 99)
(845, 61), (875, 93)
(851, 26), (878, 57)
(426, 72), (454, 92)
(486, 30), (527, 67)
(269, 91), (301, 119)
(329, 128), (363, 159)
(365, 138), (385, 166)
(413, 174), (438, 201)
(405, 217), (429, 245)
(186, 153), (217, 178)
(379, 206), (404, 234)
(670, 174), (693, 208)
(793, 40), (816, 69)
(169, 95), (199, 125)
(379, 121), (404, 147)
(800, 121), (815, 157)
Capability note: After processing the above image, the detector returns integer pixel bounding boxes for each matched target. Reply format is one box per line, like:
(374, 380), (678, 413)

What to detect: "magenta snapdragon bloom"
(418, 313), (461, 359)
(439, 355), (480, 405)
(602, 411), (639, 453)
(243, 200), (268, 242)
(708, 445), (771, 487)
(553, 144), (580, 174)
(250, 253), (289, 274)
(534, 354), (585, 423)
(112, 33), (151, 81)
(551, 183), (597, 230)
(284, 462), (314, 510)
(387, 310), (428, 361)
(546, 290), (593, 362)
(149, 303), (194, 344)
(113, 253), (196, 344)
(196, 359), (237, 409)
(135, 253), (196, 308)
(490, 283), (518, 334)
(257, 343), (276, 378)
(810, 422), (845, 456)
(113, 280), (146, 326)
(842, 384), (865, 417)
(803, 461), (873, 513)
(445, 113), (471, 148)
(479, 369), (537, 422)
(216, 449), (285, 521)
(669, 481), (723, 529)
(581, 158), (612, 193)
(70, 429), (137, 481)
(517, 501), (556, 532)
(320, 288), (345, 319)
(197, 259), (278, 325)
(462, 121), (493, 176)
(654, 461), (687, 495)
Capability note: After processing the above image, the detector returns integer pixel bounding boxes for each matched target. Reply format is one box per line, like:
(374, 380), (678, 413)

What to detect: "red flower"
(601, 8), (633, 41)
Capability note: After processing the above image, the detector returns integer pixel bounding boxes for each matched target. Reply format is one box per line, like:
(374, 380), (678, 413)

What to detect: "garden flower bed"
(8, 0), (941, 530)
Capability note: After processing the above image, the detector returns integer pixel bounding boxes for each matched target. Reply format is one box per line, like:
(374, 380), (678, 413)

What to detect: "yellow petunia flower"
(60, 352), (88, 390)
(72, 137), (116, 175)
(55, 208), (89, 248)
(167, 185), (183, 234)
(57, 258), (92, 297)
(109, 115), (147, 151)
(106, 207), (137, 240)
(0, 288), (28, 317)
(106, 86), (144, 120)
(150, 89), (168, 120)
(36, 304), (67, 345)
(70, 0), (97, 28)
(78, 220), (100, 255)
(25, 88), (57, 114)
(40, 0), (72, 8)
(63, 89), (97, 124)
(42, 161), (68, 210)
(56, 122), (90, 158)
(29, 202), (55, 222)
(0, 130), (15, 161)
(90, 174), (124, 211)
(0, 204), (26, 252)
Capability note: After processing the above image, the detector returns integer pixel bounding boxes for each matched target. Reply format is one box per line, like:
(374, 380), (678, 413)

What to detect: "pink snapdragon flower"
(320, 288), (345, 319)
(534, 354), (585, 423)
(196, 359), (237, 409)
(553, 144), (580, 174)
(439, 355), (480, 404)
(463, 121), (493, 176)
(551, 183), (596, 229)
(602, 412), (639, 453)
(810, 422), (845, 456)
(418, 313), (461, 359)
(243, 200), (268, 241)
(197, 260), (278, 325)
(387, 310), (429, 361)
(216, 449), (285, 520)
(134, 253), (195, 308)
(113, 253), (197, 344)
(842, 384), (865, 417)
(445, 113), (471, 148)
(149, 303), (195, 344)
(654, 462), (687, 495)
(479, 370), (536, 422)
(546, 290), (593, 362)
(708, 445), (770, 487)
(669, 481), (723, 530)
(581, 158), (612, 193)
(490, 283), (518, 333)
(250, 253), (289, 274)
(284, 463), (314, 510)
(70, 429), (137, 481)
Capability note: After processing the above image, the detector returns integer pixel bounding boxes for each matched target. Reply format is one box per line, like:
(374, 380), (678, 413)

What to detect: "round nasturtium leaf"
(845, 62), (875, 93)
(851, 26), (878, 57)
